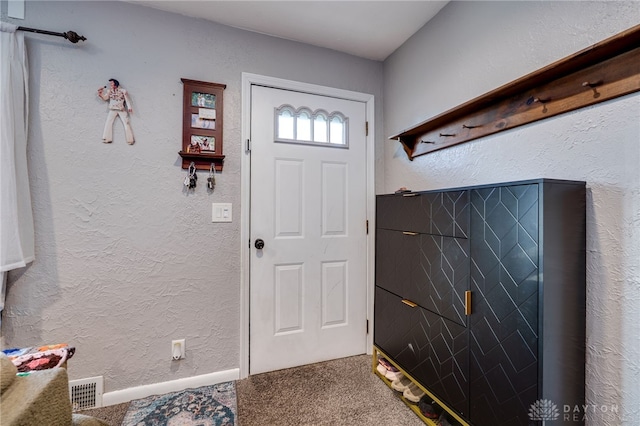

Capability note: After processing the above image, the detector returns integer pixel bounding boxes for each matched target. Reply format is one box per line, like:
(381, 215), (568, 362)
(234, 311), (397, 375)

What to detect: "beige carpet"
(237, 354), (423, 425)
(79, 354), (423, 425)
(78, 402), (129, 426)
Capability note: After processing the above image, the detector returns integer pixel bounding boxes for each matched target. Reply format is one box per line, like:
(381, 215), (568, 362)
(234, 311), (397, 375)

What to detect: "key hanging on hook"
(207, 164), (216, 190)
(186, 162), (197, 189)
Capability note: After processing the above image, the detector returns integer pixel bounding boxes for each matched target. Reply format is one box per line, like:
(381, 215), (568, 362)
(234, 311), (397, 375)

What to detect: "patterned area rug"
(121, 382), (236, 426)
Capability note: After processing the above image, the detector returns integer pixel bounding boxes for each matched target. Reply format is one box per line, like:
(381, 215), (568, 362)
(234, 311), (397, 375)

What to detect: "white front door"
(249, 85), (368, 374)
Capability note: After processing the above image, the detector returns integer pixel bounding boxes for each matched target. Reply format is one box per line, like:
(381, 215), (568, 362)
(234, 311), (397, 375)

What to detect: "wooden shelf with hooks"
(178, 151), (225, 172)
(392, 24), (640, 159)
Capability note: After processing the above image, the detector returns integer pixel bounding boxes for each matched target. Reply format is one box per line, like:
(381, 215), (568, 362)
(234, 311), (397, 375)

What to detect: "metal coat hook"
(582, 80), (602, 88)
(533, 97), (550, 113)
(527, 96), (550, 105)
(582, 80), (603, 98)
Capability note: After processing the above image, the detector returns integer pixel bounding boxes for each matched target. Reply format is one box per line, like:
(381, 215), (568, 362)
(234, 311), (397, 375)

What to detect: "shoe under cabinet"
(373, 346), (467, 426)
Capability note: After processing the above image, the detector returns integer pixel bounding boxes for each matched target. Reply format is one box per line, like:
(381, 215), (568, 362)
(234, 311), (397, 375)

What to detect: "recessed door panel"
(321, 261), (347, 327)
(322, 162), (347, 236)
(275, 159), (303, 238)
(274, 263), (304, 334)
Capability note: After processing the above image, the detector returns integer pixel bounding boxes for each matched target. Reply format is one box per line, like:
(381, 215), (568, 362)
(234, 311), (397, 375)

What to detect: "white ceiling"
(125, 1), (449, 61)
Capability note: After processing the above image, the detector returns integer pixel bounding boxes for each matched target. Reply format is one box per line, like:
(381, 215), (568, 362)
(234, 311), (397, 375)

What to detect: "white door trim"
(240, 73), (375, 378)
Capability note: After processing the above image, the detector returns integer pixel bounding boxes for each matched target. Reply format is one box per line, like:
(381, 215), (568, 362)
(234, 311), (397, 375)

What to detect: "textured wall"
(383, 1), (640, 424)
(0, 1), (383, 392)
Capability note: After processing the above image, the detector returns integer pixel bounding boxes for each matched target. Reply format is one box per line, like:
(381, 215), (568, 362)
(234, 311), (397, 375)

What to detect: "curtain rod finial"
(64, 31), (86, 43)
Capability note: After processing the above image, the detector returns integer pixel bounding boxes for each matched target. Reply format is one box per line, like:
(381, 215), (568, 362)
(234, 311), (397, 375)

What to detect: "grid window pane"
(314, 115), (328, 142)
(275, 105), (347, 148)
(297, 111), (312, 141)
(330, 116), (345, 145)
(278, 110), (294, 139)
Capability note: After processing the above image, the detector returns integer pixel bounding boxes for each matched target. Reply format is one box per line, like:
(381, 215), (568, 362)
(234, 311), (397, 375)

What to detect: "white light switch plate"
(212, 203), (232, 222)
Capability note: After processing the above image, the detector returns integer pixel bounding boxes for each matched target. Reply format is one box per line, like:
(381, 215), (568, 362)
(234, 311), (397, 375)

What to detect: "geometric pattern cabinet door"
(375, 229), (470, 326)
(405, 303), (469, 417)
(468, 180), (586, 426)
(427, 190), (469, 239)
(417, 234), (470, 326)
(468, 183), (540, 426)
(376, 190), (468, 237)
(374, 286), (469, 417)
(376, 193), (431, 233)
(375, 229), (419, 298)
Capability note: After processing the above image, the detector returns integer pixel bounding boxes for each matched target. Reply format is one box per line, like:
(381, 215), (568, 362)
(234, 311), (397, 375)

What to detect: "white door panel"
(250, 85), (367, 374)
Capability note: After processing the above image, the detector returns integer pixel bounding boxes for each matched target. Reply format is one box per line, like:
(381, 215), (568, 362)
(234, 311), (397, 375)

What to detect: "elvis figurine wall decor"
(97, 78), (135, 145)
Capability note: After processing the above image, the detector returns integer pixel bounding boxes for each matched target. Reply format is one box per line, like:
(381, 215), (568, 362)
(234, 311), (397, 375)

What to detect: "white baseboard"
(102, 368), (240, 407)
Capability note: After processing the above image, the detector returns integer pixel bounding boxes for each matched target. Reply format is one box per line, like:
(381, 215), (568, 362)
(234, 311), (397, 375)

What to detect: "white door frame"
(240, 73), (375, 379)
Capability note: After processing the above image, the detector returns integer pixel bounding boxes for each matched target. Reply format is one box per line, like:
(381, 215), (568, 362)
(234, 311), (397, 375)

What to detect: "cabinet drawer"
(376, 230), (470, 326)
(376, 190), (469, 238)
(376, 192), (430, 233)
(415, 234), (469, 326)
(375, 229), (418, 298)
(429, 190), (469, 238)
(374, 287), (469, 417)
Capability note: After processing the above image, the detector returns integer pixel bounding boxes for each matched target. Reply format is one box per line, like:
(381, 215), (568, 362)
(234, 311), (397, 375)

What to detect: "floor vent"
(69, 376), (103, 411)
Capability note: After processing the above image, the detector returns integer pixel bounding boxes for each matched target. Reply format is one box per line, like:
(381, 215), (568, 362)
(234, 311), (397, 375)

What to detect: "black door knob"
(255, 239), (265, 250)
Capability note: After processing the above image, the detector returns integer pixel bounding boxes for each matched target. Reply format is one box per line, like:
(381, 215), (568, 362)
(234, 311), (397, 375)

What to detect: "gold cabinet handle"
(402, 299), (418, 308)
(402, 231), (419, 236)
(465, 291), (472, 315)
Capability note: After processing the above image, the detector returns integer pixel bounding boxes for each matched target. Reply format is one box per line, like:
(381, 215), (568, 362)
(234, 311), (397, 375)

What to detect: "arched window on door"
(275, 104), (348, 148)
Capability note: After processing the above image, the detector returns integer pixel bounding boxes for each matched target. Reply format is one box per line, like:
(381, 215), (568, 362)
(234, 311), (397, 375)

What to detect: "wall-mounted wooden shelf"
(177, 151), (226, 171)
(392, 24), (640, 159)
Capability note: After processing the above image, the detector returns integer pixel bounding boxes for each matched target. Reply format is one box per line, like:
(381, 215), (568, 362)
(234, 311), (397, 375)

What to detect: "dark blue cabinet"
(374, 179), (586, 426)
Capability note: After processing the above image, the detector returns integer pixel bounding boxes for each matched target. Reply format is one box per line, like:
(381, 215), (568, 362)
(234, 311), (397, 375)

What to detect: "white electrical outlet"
(171, 339), (185, 360)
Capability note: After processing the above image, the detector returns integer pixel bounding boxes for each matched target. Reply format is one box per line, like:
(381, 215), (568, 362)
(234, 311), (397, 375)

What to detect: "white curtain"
(0, 23), (34, 321)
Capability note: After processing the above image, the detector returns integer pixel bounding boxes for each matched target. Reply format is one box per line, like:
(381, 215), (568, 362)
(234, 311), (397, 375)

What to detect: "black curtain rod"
(17, 26), (86, 43)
